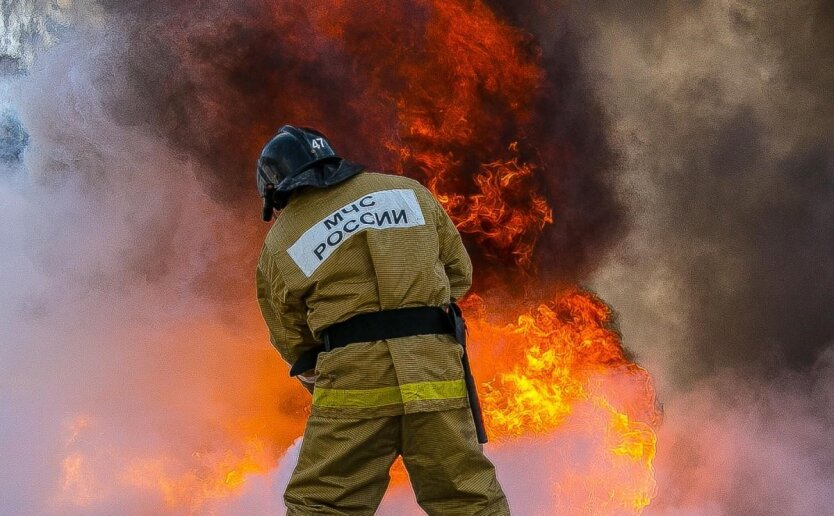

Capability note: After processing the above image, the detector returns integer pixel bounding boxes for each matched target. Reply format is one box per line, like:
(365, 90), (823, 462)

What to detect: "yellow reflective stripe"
(400, 379), (467, 403)
(313, 385), (402, 408)
(312, 379), (467, 408)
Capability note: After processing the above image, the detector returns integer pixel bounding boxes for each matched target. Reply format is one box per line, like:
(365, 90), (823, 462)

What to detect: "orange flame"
(473, 291), (657, 436)
(120, 439), (269, 509)
(300, 0), (550, 267)
(468, 290), (660, 511)
(54, 1), (660, 512)
(56, 296), (659, 514)
(433, 146), (554, 267)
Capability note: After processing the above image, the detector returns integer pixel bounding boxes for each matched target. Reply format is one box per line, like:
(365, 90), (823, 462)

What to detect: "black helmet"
(257, 126), (338, 216)
(256, 125), (364, 221)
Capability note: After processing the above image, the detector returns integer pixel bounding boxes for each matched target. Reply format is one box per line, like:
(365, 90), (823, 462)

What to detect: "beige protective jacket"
(256, 171), (473, 418)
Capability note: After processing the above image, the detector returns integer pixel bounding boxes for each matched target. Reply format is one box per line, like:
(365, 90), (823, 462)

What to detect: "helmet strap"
(261, 183), (276, 222)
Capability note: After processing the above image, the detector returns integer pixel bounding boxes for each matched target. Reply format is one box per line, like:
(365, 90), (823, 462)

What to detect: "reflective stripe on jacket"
(256, 171), (473, 417)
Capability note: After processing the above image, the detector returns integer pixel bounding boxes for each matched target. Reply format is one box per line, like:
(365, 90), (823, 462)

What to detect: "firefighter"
(255, 125), (510, 515)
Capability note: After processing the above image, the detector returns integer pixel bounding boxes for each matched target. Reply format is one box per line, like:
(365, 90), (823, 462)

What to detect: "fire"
(465, 291), (660, 511)
(298, 0), (551, 267)
(55, 416), (100, 507)
(120, 438), (269, 508)
(55, 283), (659, 516)
(57, 453), (98, 507)
(473, 291), (657, 437)
(49, 0), (660, 513)
(54, 322), (303, 512)
(433, 146), (554, 267)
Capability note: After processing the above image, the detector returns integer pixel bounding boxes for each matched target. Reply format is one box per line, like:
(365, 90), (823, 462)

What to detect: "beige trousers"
(284, 408), (510, 516)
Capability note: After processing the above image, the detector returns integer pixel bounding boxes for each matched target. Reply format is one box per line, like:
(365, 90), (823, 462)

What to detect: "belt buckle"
(323, 332), (332, 352)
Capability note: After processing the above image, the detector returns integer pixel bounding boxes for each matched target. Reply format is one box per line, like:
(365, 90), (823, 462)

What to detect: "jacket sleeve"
(433, 196), (473, 300)
(256, 245), (316, 367)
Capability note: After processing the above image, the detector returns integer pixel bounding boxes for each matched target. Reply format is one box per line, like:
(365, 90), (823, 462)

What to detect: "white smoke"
(1, 23), (281, 514)
(1, 0), (101, 73)
(646, 352), (834, 515)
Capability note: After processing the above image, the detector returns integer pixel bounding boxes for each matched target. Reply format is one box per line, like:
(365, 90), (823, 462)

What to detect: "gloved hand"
(297, 370), (318, 395)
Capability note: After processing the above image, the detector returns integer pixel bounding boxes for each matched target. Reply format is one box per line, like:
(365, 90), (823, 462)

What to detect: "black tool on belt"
(290, 304), (489, 444)
(446, 302), (489, 445)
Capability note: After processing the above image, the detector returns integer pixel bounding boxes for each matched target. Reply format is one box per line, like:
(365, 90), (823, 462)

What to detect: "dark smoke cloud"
(497, 0), (627, 282)
(560, 2), (834, 513)
(553, 0), (834, 382)
(84, 0), (624, 282)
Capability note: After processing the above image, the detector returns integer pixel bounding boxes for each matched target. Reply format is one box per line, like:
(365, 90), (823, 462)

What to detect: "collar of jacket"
(273, 159), (365, 209)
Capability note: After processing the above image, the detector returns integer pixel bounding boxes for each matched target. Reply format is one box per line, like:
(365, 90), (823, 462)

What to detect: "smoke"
(562, 1), (834, 514)
(79, 0), (626, 281)
(568, 0), (834, 383)
(473, 1), (834, 513)
(1, 16), (304, 511)
(1, 0), (100, 73)
(3, 0), (834, 514)
(648, 350), (834, 514)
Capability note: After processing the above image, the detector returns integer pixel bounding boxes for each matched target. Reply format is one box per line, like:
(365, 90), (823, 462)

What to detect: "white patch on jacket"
(288, 189), (426, 276)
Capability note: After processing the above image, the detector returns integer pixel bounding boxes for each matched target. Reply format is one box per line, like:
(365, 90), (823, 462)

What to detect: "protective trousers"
(284, 408), (510, 516)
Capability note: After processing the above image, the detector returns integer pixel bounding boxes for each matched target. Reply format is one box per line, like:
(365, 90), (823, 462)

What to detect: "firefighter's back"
(255, 129), (508, 515)
(264, 170), (510, 515)
(268, 171), (456, 340)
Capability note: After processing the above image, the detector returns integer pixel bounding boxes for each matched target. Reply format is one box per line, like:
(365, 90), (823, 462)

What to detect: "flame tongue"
(470, 290), (660, 511)
(471, 289), (659, 439)
(53, 0), (659, 513)
(438, 148), (554, 267)
(297, 0), (551, 268)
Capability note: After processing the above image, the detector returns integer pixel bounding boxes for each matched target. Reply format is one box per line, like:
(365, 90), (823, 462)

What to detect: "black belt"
(289, 306), (454, 377)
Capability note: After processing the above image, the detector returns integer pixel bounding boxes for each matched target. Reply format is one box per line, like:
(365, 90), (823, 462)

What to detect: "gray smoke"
(567, 1), (834, 514)
(3, 0), (834, 514)
(570, 0), (834, 385)
(1, 12), (288, 513)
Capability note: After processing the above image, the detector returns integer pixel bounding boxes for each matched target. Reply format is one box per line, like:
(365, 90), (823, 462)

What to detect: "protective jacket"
(257, 170), (509, 515)
(256, 171), (473, 418)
